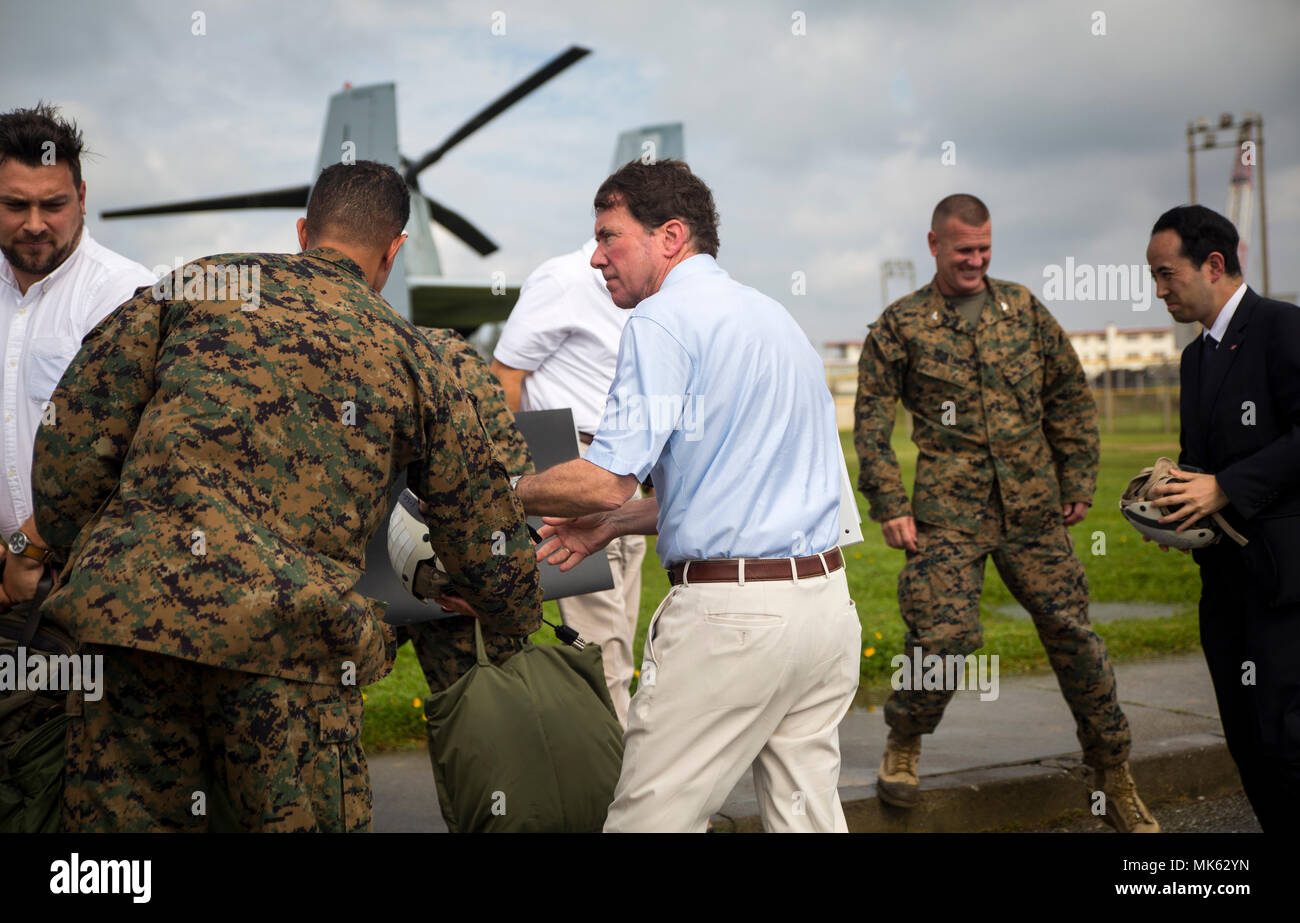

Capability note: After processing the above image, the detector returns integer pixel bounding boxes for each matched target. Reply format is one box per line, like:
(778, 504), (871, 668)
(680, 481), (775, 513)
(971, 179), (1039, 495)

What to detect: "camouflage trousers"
(63, 644), (369, 832)
(883, 512), (1131, 768)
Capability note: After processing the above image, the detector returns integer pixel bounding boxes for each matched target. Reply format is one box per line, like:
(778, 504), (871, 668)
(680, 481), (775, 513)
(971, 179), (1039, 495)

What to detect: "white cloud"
(2, 0), (1296, 346)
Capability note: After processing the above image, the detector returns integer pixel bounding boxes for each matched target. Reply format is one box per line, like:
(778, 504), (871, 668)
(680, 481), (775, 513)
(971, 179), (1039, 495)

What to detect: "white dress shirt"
(1203, 282), (1248, 344)
(493, 239), (629, 435)
(0, 231), (155, 537)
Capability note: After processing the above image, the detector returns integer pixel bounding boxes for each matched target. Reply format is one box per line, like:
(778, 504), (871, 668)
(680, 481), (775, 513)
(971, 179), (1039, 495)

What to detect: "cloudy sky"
(3, 0), (1297, 348)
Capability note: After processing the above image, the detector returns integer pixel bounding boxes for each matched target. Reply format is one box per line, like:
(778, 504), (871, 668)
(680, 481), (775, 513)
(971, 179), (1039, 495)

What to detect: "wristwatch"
(6, 530), (53, 564)
(509, 475), (523, 491)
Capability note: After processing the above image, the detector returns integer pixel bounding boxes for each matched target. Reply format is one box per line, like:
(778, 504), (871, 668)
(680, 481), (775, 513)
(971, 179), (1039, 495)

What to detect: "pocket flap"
(916, 355), (973, 386)
(1001, 351), (1042, 385)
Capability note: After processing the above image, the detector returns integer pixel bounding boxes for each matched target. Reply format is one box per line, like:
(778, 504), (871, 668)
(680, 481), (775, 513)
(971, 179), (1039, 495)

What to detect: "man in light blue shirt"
(516, 159), (860, 832)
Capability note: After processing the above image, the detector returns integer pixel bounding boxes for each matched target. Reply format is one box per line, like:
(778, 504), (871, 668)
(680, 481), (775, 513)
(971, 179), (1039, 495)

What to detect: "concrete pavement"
(369, 651), (1244, 833)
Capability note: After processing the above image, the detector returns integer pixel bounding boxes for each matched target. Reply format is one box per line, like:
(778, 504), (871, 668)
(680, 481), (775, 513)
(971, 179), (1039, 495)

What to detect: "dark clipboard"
(513, 408), (617, 601)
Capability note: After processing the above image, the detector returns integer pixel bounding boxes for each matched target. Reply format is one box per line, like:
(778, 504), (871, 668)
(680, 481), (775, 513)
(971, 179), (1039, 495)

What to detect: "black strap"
(15, 573), (55, 645)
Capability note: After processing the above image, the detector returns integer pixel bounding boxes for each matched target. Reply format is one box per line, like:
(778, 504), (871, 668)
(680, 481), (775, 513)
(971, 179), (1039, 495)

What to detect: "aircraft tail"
(610, 123), (685, 170)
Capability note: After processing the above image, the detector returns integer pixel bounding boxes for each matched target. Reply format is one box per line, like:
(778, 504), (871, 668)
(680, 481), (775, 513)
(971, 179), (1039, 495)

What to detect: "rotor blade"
(101, 184), (312, 219)
(406, 45), (590, 181)
(425, 196), (497, 256)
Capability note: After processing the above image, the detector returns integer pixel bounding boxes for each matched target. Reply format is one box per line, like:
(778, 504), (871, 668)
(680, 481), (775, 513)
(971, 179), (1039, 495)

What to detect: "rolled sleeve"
(492, 274), (569, 372)
(584, 316), (692, 482)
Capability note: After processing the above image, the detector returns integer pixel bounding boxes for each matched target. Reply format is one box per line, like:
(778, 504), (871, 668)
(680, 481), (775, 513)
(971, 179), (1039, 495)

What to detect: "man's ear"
(1204, 250), (1226, 282)
(383, 232), (408, 271)
(296, 217), (310, 251)
(77, 181), (87, 216)
(370, 233), (408, 293)
(927, 229), (939, 257)
(659, 219), (690, 259)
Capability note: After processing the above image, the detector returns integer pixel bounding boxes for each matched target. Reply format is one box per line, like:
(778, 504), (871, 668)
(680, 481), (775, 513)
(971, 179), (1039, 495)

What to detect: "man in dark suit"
(1146, 204), (1300, 830)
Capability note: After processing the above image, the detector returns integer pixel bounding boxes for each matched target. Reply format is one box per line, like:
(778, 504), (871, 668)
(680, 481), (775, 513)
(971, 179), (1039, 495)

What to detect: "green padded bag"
(425, 622), (624, 832)
(1, 583), (73, 834)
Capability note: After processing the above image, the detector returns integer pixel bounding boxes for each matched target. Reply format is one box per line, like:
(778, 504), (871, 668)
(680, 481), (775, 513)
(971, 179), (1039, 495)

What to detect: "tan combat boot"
(1094, 762), (1160, 833)
(877, 729), (922, 808)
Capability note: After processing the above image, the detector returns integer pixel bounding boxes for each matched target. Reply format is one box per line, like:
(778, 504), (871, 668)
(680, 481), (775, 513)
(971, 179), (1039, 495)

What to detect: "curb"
(713, 734), (1241, 833)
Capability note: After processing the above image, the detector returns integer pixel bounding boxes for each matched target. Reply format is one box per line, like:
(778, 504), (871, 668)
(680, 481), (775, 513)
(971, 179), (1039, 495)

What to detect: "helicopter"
(102, 46), (601, 330)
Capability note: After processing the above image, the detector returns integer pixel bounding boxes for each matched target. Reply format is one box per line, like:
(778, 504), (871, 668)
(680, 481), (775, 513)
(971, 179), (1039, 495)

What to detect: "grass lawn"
(362, 419), (1202, 752)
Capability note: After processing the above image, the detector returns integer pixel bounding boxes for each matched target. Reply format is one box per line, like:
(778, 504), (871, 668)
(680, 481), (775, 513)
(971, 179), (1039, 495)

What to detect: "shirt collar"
(659, 253), (719, 291)
(304, 247), (367, 282)
(0, 228), (89, 296)
(1203, 282), (1247, 343)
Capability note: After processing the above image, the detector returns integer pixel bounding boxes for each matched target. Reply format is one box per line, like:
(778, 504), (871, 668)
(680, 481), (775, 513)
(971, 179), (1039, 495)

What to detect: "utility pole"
(1186, 111), (1268, 297)
(880, 259), (915, 312)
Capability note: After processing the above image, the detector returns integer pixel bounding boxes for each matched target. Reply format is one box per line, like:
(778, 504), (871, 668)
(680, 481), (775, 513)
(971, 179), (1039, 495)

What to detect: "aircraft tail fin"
(610, 123), (685, 170)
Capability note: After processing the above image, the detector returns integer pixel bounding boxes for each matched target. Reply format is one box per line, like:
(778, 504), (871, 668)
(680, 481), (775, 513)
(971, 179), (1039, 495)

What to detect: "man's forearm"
(515, 458), (638, 518)
(489, 359), (526, 413)
(607, 497), (659, 536)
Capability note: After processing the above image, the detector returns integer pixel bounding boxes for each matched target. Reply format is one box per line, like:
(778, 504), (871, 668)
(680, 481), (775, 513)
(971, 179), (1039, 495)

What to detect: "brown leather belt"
(668, 548), (843, 586)
(578, 432), (594, 446)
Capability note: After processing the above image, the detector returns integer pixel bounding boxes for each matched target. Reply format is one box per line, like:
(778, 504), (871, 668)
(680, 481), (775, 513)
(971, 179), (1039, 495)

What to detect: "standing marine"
(854, 193), (1158, 832)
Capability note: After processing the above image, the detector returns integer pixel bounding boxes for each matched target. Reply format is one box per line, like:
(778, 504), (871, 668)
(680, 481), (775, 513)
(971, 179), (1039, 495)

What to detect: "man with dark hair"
(1146, 204), (1300, 829)
(33, 159), (541, 832)
(592, 159), (720, 259)
(856, 194), (1157, 832)
(515, 159), (860, 833)
(0, 103), (153, 607)
(302, 160), (411, 251)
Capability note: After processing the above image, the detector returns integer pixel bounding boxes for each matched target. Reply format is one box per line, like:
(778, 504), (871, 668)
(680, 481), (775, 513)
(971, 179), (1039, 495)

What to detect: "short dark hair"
(931, 193), (989, 230)
(0, 102), (86, 188)
(1151, 205), (1242, 276)
(594, 159), (720, 257)
(304, 160), (410, 249)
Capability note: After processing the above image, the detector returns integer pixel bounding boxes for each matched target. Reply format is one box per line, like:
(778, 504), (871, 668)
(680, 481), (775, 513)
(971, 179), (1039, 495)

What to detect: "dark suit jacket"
(1178, 287), (1300, 604)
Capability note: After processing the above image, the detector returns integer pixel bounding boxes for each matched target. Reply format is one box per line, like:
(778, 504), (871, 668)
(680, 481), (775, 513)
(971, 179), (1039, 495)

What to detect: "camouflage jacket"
(854, 275), (1098, 537)
(416, 327), (532, 477)
(32, 248), (541, 685)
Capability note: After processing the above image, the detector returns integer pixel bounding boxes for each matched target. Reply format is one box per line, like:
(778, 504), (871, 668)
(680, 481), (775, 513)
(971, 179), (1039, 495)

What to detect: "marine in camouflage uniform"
(404, 327), (535, 697)
(33, 244), (541, 832)
(855, 270), (1132, 772)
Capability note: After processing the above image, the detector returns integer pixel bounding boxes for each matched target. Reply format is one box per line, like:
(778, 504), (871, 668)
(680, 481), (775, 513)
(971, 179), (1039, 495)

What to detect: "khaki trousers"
(604, 566), (861, 833)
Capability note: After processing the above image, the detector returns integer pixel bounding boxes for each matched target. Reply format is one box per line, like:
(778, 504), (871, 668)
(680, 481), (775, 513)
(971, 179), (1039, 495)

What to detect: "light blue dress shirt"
(584, 254), (841, 568)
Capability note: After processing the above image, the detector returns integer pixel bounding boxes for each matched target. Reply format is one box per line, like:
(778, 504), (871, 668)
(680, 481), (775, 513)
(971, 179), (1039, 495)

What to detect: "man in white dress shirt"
(491, 240), (647, 727)
(0, 103), (154, 606)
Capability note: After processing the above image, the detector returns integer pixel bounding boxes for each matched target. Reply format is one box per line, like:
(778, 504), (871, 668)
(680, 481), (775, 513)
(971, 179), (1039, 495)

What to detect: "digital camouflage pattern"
(63, 643), (369, 832)
(416, 327), (533, 479)
(409, 327), (537, 695)
(33, 248), (542, 686)
(857, 276), (1128, 767)
(883, 496), (1131, 767)
(854, 276), (1099, 537)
